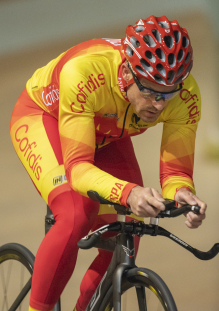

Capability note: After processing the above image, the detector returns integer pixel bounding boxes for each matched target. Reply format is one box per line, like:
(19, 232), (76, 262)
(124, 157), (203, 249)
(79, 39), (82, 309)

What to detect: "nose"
(151, 98), (166, 111)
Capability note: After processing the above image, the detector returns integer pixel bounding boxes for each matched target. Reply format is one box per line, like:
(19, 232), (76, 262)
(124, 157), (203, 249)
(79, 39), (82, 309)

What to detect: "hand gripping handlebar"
(87, 190), (201, 217)
(77, 191), (219, 261)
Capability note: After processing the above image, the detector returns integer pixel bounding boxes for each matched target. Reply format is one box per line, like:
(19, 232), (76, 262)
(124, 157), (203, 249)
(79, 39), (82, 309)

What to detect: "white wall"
(1, 0), (218, 57)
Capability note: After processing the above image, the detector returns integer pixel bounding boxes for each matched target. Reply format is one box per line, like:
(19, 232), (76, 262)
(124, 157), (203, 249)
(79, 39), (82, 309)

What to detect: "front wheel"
(99, 267), (177, 311)
(0, 243), (35, 311)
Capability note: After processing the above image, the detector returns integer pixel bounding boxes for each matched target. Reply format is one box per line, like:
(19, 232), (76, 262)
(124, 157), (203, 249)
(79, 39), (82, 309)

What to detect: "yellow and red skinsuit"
(24, 38), (200, 205)
(10, 38), (200, 311)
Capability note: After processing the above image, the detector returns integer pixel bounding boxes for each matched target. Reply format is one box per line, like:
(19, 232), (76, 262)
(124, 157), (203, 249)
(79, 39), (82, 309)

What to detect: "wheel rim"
(0, 251), (33, 311)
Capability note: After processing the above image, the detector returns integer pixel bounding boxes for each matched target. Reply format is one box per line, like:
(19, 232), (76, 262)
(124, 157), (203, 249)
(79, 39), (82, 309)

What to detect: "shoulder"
(60, 39), (125, 94)
(60, 39), (123, 79)
(180, 74), (201, 103)
(62, 38), (123, 69)
(161, 74), (201, 125)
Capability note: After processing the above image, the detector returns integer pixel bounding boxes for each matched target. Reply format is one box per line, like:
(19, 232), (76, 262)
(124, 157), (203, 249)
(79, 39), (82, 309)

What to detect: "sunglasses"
(129, 65), (182, 101)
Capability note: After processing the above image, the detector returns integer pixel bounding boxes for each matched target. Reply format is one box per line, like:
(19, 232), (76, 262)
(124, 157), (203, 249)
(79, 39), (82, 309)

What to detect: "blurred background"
(0, 0), (219, 310)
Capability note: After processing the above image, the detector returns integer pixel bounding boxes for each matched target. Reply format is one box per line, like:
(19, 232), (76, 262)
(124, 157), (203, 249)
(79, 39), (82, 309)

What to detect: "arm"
(59, 59), (137, 205)
(160, 76), (206, 228)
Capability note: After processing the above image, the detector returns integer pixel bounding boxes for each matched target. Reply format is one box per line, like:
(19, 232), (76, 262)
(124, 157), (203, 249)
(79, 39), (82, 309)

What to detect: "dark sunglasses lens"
(155, 94), (165, 101)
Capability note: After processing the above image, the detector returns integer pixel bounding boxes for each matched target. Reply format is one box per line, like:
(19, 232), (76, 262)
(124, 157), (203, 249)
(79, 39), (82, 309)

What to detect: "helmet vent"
(140, 59), (153, 72)
(155, 48), (165, 62)
(123, 16), (193, 84)
(158, 21), (169, 29)
(185, 52), (191, 64)
(154, 74), (165, 85)
(152, 29), (161, 43)
(177, 49), (184, 62)
(164, 36), (174, 49)
(135, 26), (145, 33)
(135, 65), (148, 77)
(145, 50), (156, 62)
(143, 35), (156, 47)
(182, 36), (189, 48)
(167, 70), (175, 83)
(126, 46), (134, 57)
(174, 31), (181, 43)
(130, 36), (140, 48)
(156, 63), (166, 77)
(168, 53), (176, 67)
(177, 65), (184, 77)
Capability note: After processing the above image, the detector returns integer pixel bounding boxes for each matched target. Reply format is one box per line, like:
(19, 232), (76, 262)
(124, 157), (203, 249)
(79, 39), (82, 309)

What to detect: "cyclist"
(10, 15), (207, 311)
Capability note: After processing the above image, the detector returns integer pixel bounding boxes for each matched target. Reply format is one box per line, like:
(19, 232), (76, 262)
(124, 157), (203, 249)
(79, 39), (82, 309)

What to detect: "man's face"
(127, 78), (177, 123)
(122, 63), (178, 123)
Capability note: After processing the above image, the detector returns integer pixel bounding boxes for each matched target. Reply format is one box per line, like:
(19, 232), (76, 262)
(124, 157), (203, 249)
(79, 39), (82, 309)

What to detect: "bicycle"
(1, 191), (219, 311)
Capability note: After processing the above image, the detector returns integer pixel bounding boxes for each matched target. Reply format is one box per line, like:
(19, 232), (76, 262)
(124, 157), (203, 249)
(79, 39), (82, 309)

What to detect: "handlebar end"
(77, 232), (101, 249)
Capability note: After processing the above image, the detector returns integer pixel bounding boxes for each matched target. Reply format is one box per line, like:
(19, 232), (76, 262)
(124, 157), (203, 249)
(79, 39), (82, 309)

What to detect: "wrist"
(174, 187), (191, 206)
(120, 183), (139, 207)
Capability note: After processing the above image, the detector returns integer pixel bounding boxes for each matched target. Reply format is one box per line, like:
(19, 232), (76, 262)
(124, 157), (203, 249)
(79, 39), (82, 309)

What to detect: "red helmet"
(121, 15), (193, 86)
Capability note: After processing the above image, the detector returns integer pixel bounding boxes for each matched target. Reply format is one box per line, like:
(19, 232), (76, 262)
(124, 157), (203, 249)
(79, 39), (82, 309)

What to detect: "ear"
(121, 62), (132, 83)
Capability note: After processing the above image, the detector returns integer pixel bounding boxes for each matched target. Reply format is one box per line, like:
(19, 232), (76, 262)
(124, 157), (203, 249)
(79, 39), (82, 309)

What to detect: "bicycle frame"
(3, 198), (217, 311)
(46, 209), (138, 311)
(46, 205), (137, 311)
(46, 193), (219, 311)
(84, 231), (136, 311)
